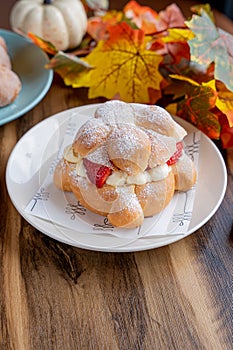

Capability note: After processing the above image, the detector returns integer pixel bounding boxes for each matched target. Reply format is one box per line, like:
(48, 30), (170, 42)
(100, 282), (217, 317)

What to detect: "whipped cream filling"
(64, 145), (171, 186)
(106, 164), (170, 186)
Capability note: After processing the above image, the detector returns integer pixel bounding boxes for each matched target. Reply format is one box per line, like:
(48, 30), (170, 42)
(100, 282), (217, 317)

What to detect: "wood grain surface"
(1, 1), (233, 349)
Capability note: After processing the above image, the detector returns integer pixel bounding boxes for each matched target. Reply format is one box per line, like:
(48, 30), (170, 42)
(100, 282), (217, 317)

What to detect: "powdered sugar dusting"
(86, 145), (113, 168)
(135, 105), (173, 134)
(145, 128), (177, 166)
(107, 125), (150, 159)
(68, 168), (79, 184)
(95, 100), (136, 126)
(110, 186), (141, 213)
(74, 118), (110, 149)
(139, 181), (165, 199)
(134, 105), (187, 141)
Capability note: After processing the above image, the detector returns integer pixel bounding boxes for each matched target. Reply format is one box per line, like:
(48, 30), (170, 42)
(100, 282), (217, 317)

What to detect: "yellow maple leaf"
(162, 28), (195, 43)
(68, 22), (163, 103)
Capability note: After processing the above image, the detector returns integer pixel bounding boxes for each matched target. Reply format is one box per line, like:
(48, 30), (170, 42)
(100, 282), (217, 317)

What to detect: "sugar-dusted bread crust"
(73, 118), (111, 156)
(0, 37), (8, 50)
(95, 100), (136, 125)
(171, 154), (197, 191)
(0, 36), (21, 107)
(144, 129), (177, 167)
(0, 67), (21, 107)
(69, 174), (118, 216)
(106, 124), (151, 175)
(53, 101), (197, 228)
(135, 171), (175, 217)
(134, 104), (187, 141)
(53, 159), (75, 192)
(0, 44), (11, 69)
(107, 186), (144, 228)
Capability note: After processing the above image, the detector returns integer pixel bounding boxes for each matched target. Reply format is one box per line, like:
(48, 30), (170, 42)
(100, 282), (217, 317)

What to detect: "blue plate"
(0, 29), (53, 126)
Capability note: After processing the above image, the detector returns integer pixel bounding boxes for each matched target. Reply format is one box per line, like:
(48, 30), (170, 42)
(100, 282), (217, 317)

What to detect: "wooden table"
(1, 1), (232, 349)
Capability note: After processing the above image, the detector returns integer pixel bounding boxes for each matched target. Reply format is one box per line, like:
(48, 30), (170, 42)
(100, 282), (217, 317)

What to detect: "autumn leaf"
(162, 28), (195, 43)
(219, 115), (233, 148)
(152, 28), (193, 58)
(28, 32), (58, 55)
(168, 77), (233, 145)
(87, 8), (140, 44)
(148, 87), (162, 105)
(151, 28), (192, 79)
(150, 28), (193, 75)
(185, 10), (233, 92)
(123, 2), (186, 35)
(87, 10), (124, 41)
(165, 103), (178, 116)
(68, 22), (163, 103)
(204, 80), (233, 127)
(158, 51), (190, 82)
(216, 89), (233, 127)
(190, 3), (215, 22)
(123, 0), (158, 34)
(46, 52), (92, 81)
(171, 74), (220, 139)
(154, 3), (186, 31)
(87, 16), (110, 42)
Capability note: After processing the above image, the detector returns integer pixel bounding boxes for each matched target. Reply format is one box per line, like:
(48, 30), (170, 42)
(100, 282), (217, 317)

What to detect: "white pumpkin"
(10, 0), (88, 51)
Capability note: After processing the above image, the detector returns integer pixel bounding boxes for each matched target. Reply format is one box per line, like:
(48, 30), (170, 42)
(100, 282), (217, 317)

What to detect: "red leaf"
(219, 114), (233, 148)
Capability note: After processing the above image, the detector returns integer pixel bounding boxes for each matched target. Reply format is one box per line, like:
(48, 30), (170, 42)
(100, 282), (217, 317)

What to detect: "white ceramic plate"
(0, 29), (53, 126)
(6, 104), (227, 252)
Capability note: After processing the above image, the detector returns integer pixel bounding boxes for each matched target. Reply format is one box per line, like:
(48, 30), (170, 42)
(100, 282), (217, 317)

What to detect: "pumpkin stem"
(44, 0), (52, 4)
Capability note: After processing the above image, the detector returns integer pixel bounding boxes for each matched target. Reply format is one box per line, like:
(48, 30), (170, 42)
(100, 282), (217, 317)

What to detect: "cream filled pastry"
(54, 101), (197, 228)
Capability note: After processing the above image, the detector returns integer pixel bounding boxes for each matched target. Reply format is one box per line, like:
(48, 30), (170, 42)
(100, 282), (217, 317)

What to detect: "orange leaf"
(123, 0), (158, 34)
(87, 11), (123, 41)
(28, 32), (58, 55)
(87, 17), (108, 41)
(219, 114), (233, 148)
(215, 82), (233, 127)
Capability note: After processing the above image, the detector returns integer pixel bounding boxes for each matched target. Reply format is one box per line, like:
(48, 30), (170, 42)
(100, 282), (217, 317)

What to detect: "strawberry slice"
(166, 141), (184, 166)
(83, 158), (112, 188)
